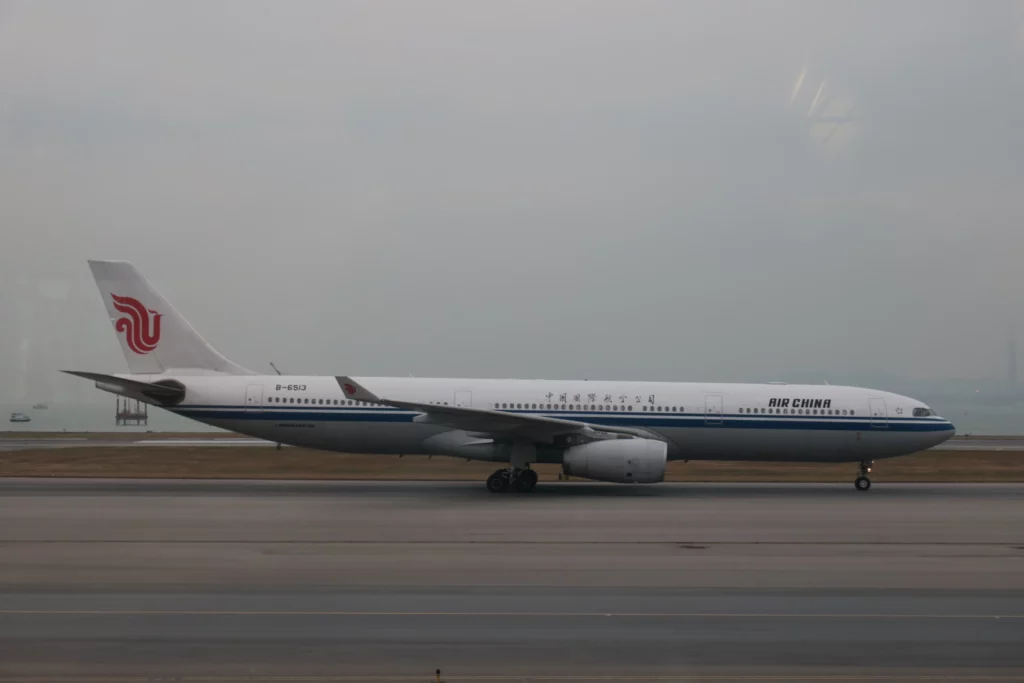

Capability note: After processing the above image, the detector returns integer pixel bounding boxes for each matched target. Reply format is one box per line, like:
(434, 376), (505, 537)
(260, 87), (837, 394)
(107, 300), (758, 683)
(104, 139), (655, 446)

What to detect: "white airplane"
(67, 261), (955, 493)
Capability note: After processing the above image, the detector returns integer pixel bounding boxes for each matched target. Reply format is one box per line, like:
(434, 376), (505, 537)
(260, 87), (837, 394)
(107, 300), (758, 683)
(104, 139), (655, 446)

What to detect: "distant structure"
(115, 395), (148, 427)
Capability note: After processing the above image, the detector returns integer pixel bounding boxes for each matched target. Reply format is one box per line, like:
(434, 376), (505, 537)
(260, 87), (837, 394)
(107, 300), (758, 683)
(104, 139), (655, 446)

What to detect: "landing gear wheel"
(515, 469), (538, 492)
(486, 470), (509, 493)
(854, 460), (873, 492)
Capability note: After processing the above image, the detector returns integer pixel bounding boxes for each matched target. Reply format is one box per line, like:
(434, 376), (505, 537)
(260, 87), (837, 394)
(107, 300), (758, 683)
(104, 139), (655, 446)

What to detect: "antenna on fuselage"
(269, 362), (282, 376)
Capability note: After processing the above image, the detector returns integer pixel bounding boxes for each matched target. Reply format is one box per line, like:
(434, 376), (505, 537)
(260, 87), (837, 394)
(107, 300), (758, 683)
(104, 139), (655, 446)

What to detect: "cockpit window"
(913, 407), (935, 417)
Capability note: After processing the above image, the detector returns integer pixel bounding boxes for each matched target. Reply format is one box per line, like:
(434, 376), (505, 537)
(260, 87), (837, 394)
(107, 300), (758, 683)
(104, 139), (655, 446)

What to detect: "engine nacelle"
(562, 438), (667, 483)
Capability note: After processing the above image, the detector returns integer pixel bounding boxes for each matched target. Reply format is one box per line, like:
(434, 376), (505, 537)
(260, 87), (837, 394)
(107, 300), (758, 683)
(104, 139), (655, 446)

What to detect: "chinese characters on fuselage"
(542, 392), (658, 405)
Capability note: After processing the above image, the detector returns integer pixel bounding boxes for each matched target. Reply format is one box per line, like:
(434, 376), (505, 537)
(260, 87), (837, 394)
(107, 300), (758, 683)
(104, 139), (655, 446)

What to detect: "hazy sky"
(2, 1), (1023, 402)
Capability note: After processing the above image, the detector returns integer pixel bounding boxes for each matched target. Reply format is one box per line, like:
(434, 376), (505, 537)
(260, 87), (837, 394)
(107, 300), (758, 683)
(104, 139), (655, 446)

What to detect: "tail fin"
(88, 260), (253, 375)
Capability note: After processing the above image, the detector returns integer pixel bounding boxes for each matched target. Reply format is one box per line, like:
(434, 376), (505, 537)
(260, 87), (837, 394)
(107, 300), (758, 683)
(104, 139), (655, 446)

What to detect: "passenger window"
(849, 410), (854, 416)
(628, 405), (633, 411)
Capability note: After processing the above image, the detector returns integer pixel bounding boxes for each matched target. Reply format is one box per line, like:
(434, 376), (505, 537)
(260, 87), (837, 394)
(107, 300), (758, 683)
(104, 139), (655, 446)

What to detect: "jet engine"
(561, 438), (667, 483)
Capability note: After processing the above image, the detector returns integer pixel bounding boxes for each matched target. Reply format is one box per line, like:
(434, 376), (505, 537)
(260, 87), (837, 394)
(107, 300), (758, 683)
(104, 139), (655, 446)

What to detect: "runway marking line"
(1, 609), (1022, 619)
(3, 676), (1024, 682)
(3, 540), (1023, 546)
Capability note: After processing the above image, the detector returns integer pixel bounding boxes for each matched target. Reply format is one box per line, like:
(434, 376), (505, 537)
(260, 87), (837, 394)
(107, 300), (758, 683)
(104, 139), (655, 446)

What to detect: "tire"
(515, 469), (538, 492)
(486, 471), (509, 493)
(854, 476), (871, 491)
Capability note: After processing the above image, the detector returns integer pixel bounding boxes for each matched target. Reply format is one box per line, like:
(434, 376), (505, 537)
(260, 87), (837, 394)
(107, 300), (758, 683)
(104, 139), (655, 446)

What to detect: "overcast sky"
(2, 1), (1023, 402)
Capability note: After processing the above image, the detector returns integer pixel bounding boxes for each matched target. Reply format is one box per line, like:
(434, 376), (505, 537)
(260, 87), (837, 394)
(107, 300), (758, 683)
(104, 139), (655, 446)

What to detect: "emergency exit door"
(454, 390), (472, 408)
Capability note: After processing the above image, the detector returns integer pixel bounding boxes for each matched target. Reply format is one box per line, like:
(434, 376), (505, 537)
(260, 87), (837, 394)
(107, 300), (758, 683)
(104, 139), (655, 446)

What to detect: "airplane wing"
(336, 376), (656, 443)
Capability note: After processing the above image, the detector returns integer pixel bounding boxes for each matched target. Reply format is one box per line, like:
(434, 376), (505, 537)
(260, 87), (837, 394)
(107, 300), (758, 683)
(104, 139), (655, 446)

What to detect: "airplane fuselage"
(139, 374), (954, 463)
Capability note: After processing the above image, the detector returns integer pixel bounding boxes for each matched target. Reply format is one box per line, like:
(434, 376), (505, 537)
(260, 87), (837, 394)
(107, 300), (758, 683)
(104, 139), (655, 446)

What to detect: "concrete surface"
(0, 479), (1023, 681)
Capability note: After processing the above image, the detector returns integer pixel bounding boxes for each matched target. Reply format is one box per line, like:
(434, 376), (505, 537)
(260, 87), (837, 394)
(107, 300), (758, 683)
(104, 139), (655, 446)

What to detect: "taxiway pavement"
(1, 479), (1022, 681)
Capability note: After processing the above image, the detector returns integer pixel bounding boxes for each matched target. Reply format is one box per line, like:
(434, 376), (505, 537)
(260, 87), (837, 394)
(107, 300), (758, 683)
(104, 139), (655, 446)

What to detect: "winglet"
(335, 376), (381, 403)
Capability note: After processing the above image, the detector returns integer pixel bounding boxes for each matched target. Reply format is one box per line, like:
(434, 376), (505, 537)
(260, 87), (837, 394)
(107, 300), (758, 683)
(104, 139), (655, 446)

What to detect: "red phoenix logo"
(112, 294), (162, 355)
(342, 383), (356, 396)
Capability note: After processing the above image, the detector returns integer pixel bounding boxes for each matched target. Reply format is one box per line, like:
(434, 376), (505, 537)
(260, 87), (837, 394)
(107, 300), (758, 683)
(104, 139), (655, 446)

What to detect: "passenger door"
(245, 384), (264, 412)
(705, 395), (723, 425)
(869, 398), (887, 428)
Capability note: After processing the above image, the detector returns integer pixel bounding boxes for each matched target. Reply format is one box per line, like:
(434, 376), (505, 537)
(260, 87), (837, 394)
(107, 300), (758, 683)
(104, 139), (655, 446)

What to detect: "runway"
(1, 479), (1023, 680)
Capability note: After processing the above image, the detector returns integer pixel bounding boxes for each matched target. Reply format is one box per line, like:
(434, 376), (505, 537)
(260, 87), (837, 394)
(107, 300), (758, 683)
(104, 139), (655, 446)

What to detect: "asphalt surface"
(1, 479), (1023, 681)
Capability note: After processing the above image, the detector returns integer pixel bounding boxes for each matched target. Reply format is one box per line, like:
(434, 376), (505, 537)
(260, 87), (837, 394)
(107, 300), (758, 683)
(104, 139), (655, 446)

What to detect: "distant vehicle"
(67, 260), (956, 494)
(32, 403), (49, 410)
(9, 412), (31, 423)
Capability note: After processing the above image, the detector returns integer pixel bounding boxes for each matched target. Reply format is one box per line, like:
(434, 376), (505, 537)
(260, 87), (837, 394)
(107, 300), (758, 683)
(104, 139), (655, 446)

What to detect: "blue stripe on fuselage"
(172, 406), (954, 432)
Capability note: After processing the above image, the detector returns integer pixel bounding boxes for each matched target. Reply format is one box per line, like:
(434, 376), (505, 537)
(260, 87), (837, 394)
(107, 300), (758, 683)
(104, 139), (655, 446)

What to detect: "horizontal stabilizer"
(63, 371), (186, 405)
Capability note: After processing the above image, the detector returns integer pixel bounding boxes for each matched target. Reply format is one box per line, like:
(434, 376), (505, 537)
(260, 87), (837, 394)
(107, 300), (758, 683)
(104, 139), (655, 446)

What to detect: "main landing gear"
(854, 460), (873, 491)
(486, 468), (538, 493)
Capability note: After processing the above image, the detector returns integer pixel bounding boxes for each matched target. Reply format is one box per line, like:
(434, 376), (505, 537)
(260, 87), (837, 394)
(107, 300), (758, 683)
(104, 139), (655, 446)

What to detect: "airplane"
(66, 260), (956, 493)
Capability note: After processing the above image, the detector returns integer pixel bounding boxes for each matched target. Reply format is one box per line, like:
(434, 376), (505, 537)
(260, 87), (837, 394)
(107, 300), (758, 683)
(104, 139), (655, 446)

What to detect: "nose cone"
(925, 419), (956, 449)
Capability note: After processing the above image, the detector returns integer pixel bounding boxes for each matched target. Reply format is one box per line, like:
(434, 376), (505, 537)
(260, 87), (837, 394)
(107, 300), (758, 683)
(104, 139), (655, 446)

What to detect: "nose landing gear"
(486, 468), (538, 493)
(854, 461), (873, 491)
